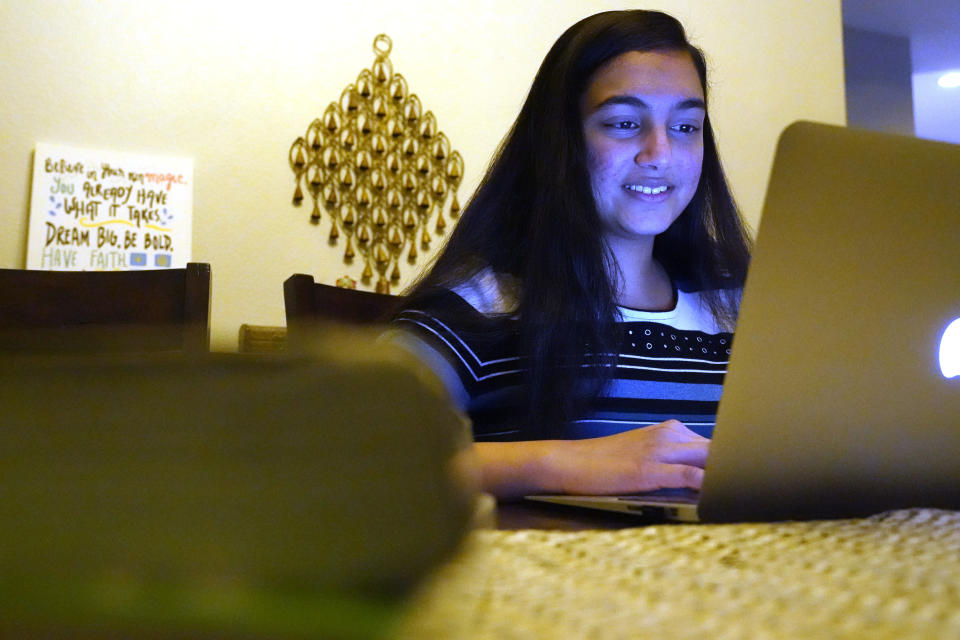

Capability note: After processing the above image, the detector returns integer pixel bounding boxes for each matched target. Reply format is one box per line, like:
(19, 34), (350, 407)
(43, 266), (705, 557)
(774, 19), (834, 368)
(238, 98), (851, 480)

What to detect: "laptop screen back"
(699, 122), (960, 522)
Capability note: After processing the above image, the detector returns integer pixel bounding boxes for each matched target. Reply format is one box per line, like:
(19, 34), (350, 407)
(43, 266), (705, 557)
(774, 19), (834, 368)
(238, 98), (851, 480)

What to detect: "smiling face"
(581, 49), (705, 251)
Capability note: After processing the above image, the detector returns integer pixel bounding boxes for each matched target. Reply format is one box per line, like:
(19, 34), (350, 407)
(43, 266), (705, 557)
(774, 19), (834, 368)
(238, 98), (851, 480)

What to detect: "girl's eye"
(673, 123), (700, 134)
(608, 121), (639, 130)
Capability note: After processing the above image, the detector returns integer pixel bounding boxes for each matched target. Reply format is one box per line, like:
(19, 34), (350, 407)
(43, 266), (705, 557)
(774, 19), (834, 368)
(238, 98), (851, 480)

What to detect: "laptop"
(528, 121), (960, 522)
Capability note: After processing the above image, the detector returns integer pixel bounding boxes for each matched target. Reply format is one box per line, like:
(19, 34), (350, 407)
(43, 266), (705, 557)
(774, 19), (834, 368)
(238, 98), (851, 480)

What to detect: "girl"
(394, 10), (751, 498)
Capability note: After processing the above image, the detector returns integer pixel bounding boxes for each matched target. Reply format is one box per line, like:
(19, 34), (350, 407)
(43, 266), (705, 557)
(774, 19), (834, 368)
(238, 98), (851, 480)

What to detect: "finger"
(651, 463), (704, 491)
(656, 419), (710, 441)
(658, 441), (710, 467)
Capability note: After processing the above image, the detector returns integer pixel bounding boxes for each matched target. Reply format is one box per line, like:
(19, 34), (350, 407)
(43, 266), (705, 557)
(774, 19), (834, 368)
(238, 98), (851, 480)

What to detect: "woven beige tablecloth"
(395, 509), (960, 639)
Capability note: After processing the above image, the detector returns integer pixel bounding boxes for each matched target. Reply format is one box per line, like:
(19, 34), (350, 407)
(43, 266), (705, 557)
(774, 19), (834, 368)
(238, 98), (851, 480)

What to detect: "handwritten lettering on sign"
(27, 143), (193, 270)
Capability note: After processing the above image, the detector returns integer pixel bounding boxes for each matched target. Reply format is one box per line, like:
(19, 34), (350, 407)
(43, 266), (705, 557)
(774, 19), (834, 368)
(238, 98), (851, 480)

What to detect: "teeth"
(626, 184), (669, 195)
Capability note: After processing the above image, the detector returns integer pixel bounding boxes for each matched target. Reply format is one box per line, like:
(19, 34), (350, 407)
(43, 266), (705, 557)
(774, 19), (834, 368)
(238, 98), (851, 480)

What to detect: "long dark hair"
(402, 10), (752, 437)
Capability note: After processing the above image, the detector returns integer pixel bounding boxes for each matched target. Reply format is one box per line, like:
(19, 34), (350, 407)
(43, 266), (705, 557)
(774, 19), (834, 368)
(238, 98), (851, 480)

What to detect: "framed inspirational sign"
(27, 143), (194, 270)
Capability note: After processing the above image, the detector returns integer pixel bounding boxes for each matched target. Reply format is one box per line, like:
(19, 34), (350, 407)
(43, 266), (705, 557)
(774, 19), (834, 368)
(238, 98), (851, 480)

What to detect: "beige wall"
(0, 0), (845, 350)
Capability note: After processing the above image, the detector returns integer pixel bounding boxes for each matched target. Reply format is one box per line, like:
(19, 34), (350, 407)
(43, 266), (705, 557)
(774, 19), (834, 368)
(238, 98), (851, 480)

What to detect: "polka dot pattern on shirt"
(624, 323), (732, 359)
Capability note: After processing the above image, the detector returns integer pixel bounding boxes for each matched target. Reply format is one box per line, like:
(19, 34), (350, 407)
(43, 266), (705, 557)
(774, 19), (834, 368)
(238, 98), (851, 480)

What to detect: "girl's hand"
(473, 420), (709, 498)
(546, 420), (709, 495)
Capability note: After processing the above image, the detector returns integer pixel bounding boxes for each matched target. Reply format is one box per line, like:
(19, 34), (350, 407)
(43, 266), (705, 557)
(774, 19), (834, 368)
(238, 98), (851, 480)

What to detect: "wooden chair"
(0, 263), (211, 353)
(284, 273), (400, 348)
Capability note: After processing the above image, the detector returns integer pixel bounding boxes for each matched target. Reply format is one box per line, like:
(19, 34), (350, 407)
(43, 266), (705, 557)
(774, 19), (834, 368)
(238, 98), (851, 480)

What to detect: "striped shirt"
(394, 272), (733, 441)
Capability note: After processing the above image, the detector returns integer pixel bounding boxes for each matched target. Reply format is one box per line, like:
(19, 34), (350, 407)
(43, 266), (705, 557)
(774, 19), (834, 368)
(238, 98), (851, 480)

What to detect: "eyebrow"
(592, 95), (706, 112)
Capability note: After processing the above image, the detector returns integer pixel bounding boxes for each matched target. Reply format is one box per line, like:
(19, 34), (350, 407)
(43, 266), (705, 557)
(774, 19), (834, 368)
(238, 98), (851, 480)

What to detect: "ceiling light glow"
(937, 71), (960, 88)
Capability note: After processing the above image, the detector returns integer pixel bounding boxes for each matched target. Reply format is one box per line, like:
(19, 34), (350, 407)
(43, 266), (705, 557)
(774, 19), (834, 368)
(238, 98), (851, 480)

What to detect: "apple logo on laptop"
(940, 318), (960, 379)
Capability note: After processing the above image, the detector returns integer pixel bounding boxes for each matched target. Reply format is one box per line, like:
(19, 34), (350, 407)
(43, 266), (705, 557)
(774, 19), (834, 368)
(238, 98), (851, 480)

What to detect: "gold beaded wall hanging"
(288, 34), (464, 294)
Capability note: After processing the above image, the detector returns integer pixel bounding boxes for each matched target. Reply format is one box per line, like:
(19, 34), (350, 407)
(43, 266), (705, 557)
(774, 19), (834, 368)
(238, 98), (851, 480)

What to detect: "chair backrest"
(284, 274), (400, 347)
(0, 263), (211, 353)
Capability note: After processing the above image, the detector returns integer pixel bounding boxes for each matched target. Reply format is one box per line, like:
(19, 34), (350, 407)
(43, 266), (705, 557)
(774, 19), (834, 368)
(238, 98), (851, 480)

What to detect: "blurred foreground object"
(0, 334), (475, 638)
